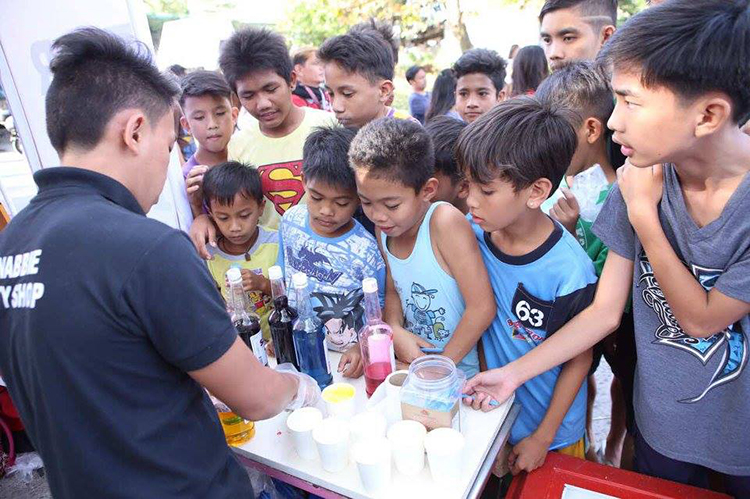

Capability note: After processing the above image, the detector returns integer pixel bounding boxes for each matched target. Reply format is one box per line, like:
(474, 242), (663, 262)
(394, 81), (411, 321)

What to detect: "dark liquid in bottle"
(269, 296), (299, 370)
(364, 362), (392, 397)
(234, 319), (260, 349)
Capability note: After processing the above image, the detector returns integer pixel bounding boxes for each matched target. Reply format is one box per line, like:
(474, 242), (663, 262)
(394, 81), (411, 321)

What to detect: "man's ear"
(600, 25), (616, 47)
(695, 95), (733, 139)
(527, 177), (553, 209)
(289, 70), (298, 90)
(420, 177), (439, 202)
(585, 117), (605, 144)
(497, 88), (507, 103)
(122, 111), (147, 155)
(380, 80), (395, 104)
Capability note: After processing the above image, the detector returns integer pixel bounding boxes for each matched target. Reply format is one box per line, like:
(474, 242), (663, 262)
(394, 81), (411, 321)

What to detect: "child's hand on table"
(393, 325), (434, 364)
(265, 339), (275, 358)
(338, 344), (364, 378)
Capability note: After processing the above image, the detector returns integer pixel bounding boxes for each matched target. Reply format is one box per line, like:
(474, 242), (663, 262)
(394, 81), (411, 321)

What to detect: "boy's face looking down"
(409, 69), (427, 93)
(466, 175), (552, 233)
(324, 61), (392, 129)
(455, 73), (505, 124)
(295, 55), (325, 87)
(235, 69), (297, 132)
(181, 94), (237, 154)
(303, 176), (358, 238)
(354, 168), (437, 238)
(608, 70), (707, 168)
(540, 6), (615, 70)
(209, 192), (265, 252)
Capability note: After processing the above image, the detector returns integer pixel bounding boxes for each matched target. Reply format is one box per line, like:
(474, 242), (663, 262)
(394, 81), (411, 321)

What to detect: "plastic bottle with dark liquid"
(291, 273), (332, 390)
(226, 268), (267, 366)
(359, 277), (395, 397)
(267, 266), (299, 369)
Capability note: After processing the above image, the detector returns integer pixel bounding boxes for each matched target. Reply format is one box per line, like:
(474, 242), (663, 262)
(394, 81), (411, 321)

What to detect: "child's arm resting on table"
(620, 164), (750, 338)
(464, 251), (632, 410)
(509, 348), (592, 475)
(432, 206), (496, 365)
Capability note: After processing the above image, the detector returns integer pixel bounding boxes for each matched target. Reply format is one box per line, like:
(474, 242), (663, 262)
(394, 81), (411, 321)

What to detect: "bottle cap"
(269, 265), (283, 281)
(362, 277), (378, 294)
(292, 272), (308, 289)
(226, 267), (242, 284)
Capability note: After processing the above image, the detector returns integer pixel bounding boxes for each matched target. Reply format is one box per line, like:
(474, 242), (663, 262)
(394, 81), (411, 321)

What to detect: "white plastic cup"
(387, 420), (427, 476)
(424, 428), (465, 484)
(349, 411), (387, 450)
(313, 417), (350, 473)
(286, 407), (323, 460)
(322, 383), (356, 420)
(352, 437), (392, 493)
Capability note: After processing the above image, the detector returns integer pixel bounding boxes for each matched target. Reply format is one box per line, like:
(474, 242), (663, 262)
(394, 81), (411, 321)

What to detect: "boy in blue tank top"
(349, 118), (496, 379)
(457, 98), (597, 477)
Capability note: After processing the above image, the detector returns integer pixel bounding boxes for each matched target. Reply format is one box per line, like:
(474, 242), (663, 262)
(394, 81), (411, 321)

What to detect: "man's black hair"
(452, 49), (507, 94)
(350, 19), (400, 65)
(303, 125), (358, 193)
(425, 69), (457, 123)
(45, 27), (179, 154)
(535, 61), (613, 127)
(219, 27), (293, 90)
(600, 0), (750, 124)
(318, 31), (395, 83)
(179, 70), (232, 107)
(203, 161), (264, 207)
(406, 65), (423, 83)
(456, 96), (577, 192)
(510, 46), (549, 97)
(167, 64), (187, 78)
(539, 0), (618, 28)
(425, 116), (467, 184)
(349, 118), (434, 192)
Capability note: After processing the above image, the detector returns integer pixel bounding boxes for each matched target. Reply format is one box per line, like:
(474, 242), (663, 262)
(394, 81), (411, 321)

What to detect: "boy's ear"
(694, 95), (733, 138)
(179, 115), (190, 133)
(457, 179), (469, 200)
(379, 80), (395, 104)
(123, 111), (147, 155)
(527, 178), (553, 209)
(420, 177), (439, 202)
(231, 106), (239, 126)
(585, 117), (605, 144)
(289, 70), (299, 90)
(496, 87), (507, 103)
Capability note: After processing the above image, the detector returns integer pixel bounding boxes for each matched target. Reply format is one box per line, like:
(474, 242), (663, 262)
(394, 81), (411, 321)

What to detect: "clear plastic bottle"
(226, 268), (267, 366)
(358, 277), (395, 397)
(291, 273), (332, 389)
(268, 265), (299, 369)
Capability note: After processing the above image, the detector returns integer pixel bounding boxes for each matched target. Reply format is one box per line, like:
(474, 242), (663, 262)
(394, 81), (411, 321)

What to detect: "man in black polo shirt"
(0, 28), (319, 498)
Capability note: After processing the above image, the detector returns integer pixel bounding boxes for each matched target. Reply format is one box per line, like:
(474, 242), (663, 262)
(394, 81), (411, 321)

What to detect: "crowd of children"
(173, 0), (750, 496)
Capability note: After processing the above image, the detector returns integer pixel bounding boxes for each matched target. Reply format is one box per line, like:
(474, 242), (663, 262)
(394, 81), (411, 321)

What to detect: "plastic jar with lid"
(400, 355), (465, 431)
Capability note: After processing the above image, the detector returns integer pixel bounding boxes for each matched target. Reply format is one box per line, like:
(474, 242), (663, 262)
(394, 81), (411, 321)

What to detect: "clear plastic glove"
(276, 363), (322, 411)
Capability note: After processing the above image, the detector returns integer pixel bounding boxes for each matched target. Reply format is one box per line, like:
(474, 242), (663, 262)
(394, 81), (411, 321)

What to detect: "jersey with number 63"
(472, 220), (597, 449)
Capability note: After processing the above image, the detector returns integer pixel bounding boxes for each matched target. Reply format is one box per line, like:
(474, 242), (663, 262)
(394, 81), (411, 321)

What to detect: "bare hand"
(462, 366), (517, 412)
(549, 186), (579, 235)
(617, 161), (664, 223)
(338, 344), (364, 378)
(509, 433), (550, 475)
(186, 165), (208, 208)
(189, 214), (218, 260)
(393, 325), (433, 364)
(240, 269), (270, 295)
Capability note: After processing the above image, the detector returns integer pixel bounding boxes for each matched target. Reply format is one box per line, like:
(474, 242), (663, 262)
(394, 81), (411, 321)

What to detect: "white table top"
(233, 352), (514, 499)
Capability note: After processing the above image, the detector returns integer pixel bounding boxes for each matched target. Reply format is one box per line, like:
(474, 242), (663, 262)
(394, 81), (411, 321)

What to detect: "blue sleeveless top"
(380, 202), (478, 378)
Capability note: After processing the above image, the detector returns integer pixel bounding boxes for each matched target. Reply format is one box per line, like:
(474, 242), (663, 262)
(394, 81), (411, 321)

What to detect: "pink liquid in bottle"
(365, 362), (393, 397)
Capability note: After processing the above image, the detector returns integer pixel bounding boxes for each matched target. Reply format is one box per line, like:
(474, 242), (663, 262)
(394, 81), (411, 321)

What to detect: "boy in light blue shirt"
(278, 125), (386, 378)
(457, 97), (596, 476)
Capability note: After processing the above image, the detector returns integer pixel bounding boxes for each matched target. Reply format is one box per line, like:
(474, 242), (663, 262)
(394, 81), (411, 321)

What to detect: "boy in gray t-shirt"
(462, 2), (750, 495)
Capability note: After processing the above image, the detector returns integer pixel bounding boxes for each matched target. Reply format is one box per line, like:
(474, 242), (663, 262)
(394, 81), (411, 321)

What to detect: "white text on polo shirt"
(0, 250), (45, 309)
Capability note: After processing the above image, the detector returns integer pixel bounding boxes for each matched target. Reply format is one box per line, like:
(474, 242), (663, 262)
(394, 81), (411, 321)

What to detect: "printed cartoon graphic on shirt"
(313, 289), (364, 350)
(257, 160), (305, 215)
(638, 251), (748, 403)
(287, 243), (344, 284)
(404, 282), (448, 341)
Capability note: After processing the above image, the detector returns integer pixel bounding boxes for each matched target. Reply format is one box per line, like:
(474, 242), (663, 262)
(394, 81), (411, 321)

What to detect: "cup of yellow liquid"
(211, 394), (255, 446)
(322, 383), (356, 420)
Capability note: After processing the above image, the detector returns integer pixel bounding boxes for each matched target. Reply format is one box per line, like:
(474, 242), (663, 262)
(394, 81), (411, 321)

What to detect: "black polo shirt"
(0, 168), (251, 498)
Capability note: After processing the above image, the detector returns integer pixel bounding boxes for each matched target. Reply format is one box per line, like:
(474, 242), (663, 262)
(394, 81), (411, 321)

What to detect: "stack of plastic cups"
(286, 407), (324, 460)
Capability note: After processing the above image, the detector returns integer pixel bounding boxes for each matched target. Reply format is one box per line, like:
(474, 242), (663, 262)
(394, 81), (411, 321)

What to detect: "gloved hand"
(276, 363), (322, 411)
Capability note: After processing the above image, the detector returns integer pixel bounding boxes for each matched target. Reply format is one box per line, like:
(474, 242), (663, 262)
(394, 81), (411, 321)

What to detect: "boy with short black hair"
(539, 0), (617, 71)
(457, 97), (596, 475)
(349, 118), (496, 378)
(189, 27), (336, 258)
(452, 48), (507, 124)
(406, 65), (429, 124)
(466, 2), (750, 495)
(292, 48), (331, 111)
(425, 115), (469, 214)
(202, 162), (277, 340)
(318, 27), (412, 129)
(278, 125), (386, 378)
